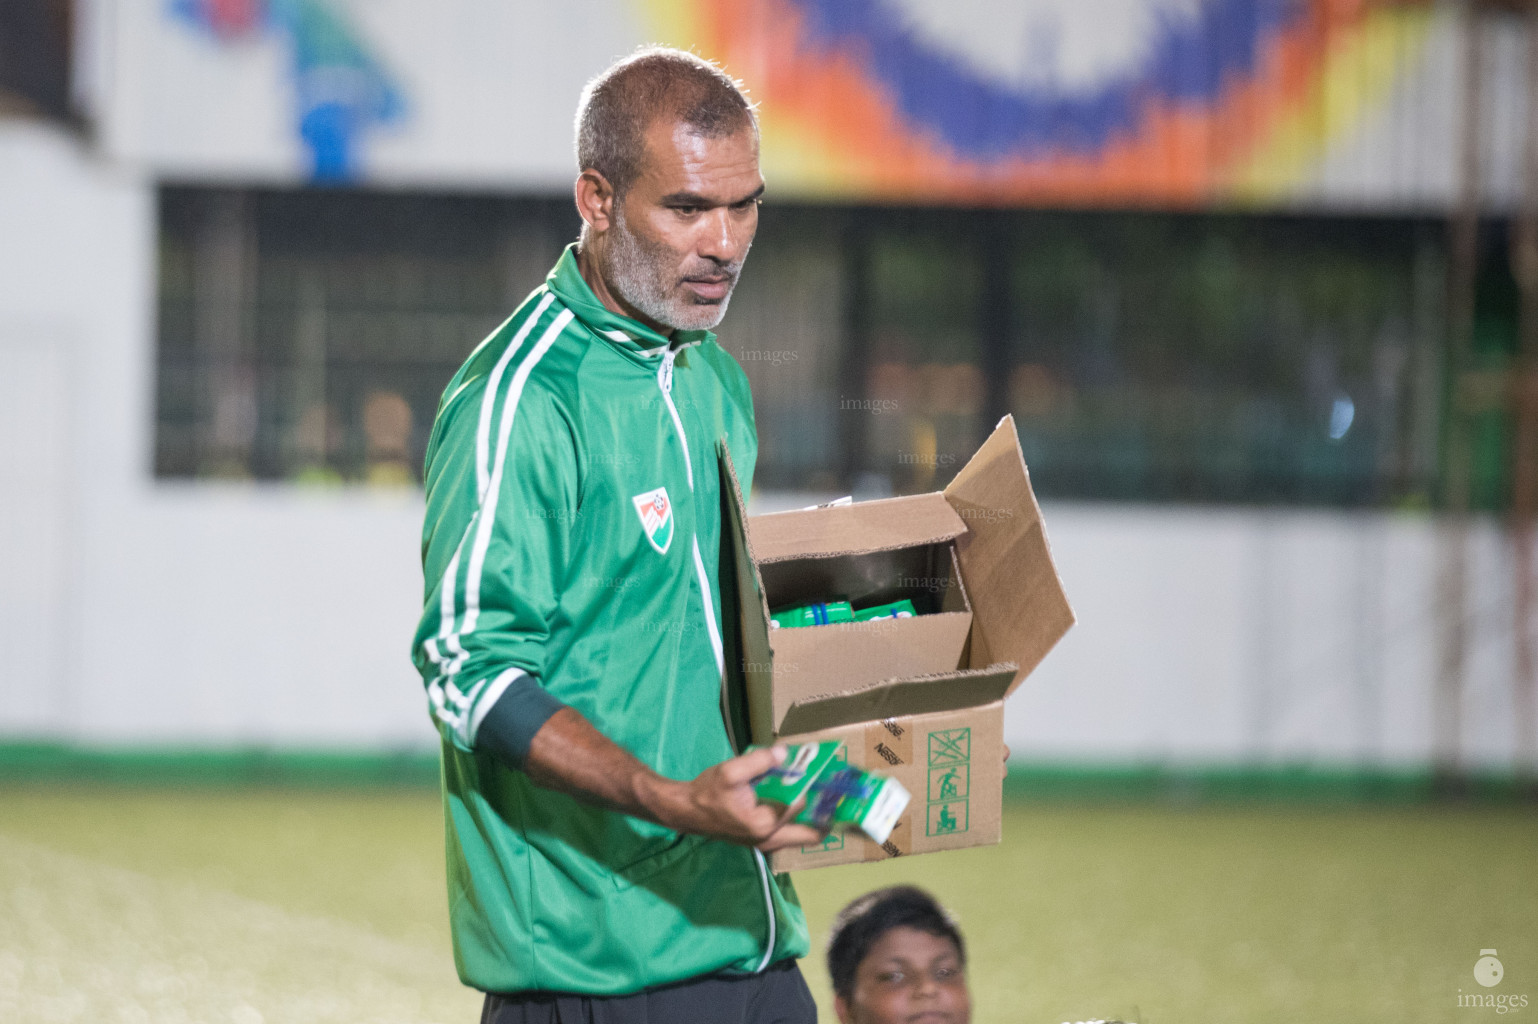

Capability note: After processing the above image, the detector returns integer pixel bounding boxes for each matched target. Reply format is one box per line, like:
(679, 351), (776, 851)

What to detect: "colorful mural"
(140, 0), (1469, 206)
(170, 0), (404, 182)
(641, 0), (1432, 206)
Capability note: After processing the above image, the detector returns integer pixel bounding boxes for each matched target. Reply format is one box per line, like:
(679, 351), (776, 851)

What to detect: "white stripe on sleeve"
(466, 668), (527, 747)
(462, 309), (575, 637)
(477, 293), (556, 502)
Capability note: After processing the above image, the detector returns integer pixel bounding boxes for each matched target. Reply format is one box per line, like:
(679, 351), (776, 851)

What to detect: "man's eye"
(877, 971), (905, 986)
(672, 206), (700, 217)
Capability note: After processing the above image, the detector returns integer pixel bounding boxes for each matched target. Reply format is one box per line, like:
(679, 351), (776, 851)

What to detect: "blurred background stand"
(3, 0), (1538, 792)
(1435, 0), (1538, 790)
(3, 4), (1538, 1020)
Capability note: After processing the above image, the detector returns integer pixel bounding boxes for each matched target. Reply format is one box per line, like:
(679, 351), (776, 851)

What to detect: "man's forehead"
(633, 117), (761, 193)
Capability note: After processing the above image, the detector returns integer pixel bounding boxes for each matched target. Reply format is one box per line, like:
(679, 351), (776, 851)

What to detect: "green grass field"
(0, 788), (1532, 1024)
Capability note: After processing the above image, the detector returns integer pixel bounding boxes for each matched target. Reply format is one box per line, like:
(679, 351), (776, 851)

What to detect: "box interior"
(760, 541), (970, 619)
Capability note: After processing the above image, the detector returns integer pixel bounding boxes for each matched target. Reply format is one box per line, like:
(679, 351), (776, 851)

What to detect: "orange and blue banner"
(153, 0), (1444, 206)
(643, 0), (1432, 207)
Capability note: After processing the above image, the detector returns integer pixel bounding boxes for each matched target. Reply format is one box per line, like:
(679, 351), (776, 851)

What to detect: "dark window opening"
(154, 185), (1460, 508)
(0, 0), (74, 123)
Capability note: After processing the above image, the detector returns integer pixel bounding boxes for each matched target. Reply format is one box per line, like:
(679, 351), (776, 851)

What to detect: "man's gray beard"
(605, 208), (746, 332)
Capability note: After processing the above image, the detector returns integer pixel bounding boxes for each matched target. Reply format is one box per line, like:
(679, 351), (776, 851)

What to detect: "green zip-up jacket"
(412, 246), (808, 996)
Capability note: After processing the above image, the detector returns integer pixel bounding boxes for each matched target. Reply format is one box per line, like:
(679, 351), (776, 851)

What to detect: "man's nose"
(697, 208), (747, 263)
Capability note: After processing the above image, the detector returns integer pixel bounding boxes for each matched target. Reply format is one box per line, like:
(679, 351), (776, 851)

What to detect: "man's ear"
(834, 994), (853, 1024)
(575, 169), (617, 235)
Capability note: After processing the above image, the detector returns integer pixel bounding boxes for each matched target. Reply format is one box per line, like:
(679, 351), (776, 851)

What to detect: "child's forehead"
(862, 925), (962, 965)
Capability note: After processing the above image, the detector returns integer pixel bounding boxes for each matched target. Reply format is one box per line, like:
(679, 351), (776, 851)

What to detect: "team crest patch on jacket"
(631, 487), (674, 554)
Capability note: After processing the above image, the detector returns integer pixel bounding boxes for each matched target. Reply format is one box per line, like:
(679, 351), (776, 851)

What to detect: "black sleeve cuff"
(475, 673), (567, 769)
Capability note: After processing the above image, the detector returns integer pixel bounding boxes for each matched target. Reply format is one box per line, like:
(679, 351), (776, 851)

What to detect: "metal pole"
(978, 211), (1013, 440)
(837, 212), (872, 492)
(1435, 1), (1483, 787)
(1508, 1), (1538, 784)
(193, 190), (257, 477)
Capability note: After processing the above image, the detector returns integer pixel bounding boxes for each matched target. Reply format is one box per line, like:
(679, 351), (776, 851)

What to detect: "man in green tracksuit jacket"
(412, 49), (821, 1021)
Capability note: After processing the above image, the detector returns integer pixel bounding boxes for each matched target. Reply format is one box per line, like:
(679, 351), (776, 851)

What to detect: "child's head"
(826, 886), (971, 1024)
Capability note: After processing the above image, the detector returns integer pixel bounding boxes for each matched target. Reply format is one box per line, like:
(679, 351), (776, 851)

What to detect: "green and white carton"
(754, 741), (912, 845)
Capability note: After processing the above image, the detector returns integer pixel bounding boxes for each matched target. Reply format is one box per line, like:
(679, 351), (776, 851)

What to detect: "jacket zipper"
(656, 346), (777, 973)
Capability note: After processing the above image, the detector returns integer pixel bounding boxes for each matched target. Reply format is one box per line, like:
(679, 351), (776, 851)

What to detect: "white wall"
(0, 121), (430, 751)
(0, 118), (1531, 770)
(89, 0), (650, 187)
(1007, 506), (1528, 771)
(0, 121), (150, 741)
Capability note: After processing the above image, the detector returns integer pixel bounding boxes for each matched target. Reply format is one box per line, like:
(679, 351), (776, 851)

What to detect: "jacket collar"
(546, 244), (715, 362)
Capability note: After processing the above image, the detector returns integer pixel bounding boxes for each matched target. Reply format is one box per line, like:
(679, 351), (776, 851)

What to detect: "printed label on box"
(924, 727), (970, 837)
(803, 829), (845, 853)
(926, 800), (969, 836)
(928, 728), (970, 767)
(928, 763), (969, 803)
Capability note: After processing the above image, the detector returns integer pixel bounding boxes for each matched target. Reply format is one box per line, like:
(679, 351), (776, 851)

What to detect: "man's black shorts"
(480, 959), (817, 1024)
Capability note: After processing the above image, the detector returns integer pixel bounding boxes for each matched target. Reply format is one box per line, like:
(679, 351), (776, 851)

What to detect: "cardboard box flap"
(748, 492), (965, 564)
(718, 441), (777, 746)
(777, 663), (1017, 736)
(944, 415), (1076, 696)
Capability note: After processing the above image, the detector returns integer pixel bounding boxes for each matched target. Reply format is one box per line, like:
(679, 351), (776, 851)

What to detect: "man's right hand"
(525, 707), (827, 852)
(639, 744), (828, 852)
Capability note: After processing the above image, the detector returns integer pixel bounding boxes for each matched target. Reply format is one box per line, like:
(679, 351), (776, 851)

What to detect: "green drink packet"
(794, 766), (910, 844)
(752, 740), (842, 807)
(753, 742), (912, 845)
(769, 600), (854, 629)
(852, 598), (918, 622)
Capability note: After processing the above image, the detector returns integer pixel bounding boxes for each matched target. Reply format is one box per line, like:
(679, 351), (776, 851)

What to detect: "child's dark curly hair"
(825, 886), (966, 1002)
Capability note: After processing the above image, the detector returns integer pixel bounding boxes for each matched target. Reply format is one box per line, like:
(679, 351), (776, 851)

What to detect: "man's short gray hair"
(575, 47), (758, 199)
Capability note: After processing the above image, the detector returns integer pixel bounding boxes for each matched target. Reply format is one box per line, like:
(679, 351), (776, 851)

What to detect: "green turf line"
(0, 742), (442, 788)
(1, 742), (1532, 802)
(1000, 761), (1537, 804)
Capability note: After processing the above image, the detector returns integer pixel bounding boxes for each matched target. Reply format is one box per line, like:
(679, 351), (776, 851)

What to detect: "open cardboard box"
(717, 415), (1076, 870)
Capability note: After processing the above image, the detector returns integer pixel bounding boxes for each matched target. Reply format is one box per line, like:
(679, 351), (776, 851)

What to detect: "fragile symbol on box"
(928, 728), (970, 767)
(927, 801), (968, 836)
(925, 727), (971, 836)
(928, 763), (968, 802)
